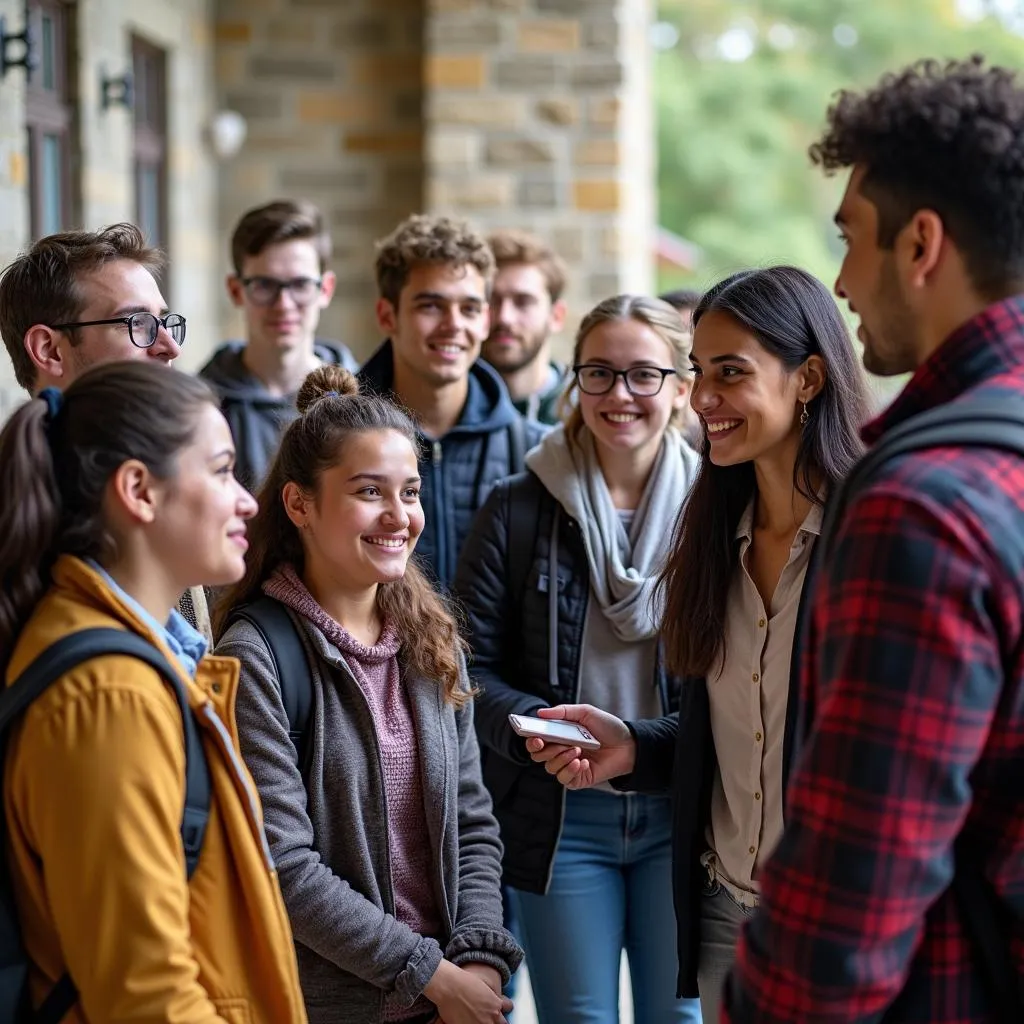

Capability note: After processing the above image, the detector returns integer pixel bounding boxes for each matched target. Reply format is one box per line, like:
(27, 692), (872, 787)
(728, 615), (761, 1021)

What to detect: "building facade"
(0, 0), (653, 409)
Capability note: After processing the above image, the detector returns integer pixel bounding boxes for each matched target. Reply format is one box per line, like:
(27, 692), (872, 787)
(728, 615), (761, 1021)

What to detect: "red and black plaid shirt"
(723, 296), (1024, 1022)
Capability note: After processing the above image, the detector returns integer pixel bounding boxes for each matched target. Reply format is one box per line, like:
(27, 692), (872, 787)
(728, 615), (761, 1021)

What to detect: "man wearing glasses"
(200, 199), (357, 491)
(0, 221), (211, 639)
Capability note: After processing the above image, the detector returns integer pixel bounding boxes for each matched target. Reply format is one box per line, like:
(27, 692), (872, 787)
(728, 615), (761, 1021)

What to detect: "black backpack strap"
(507, 417), (527, 476)
(227, 597), (314, 771)
(812, 395), (1024, 1014)
(1, 628), (212, 1024)
(821, 400), (1024, 559)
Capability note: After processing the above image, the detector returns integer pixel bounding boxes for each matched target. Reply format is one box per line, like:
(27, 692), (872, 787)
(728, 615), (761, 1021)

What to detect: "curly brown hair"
(810, 56), (1024, 297)
(374, 214), (495, 307)
(213, 364), (471, 707)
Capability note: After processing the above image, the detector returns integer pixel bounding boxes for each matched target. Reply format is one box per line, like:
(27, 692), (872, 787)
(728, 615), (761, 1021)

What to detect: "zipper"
(431, 440), (447, 582)
(199, 703), (276, 870)
(333, 657), (398, 917)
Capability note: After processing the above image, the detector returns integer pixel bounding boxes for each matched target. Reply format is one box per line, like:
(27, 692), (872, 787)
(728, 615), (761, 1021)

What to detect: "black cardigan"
(615, 572), (814, 998)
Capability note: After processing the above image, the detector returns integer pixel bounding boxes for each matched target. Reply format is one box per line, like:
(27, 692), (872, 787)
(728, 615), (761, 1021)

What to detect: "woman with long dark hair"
(0, 361), (306, 1022)
(213, 365), (521, 1024)
(522, 266), (870, 1020)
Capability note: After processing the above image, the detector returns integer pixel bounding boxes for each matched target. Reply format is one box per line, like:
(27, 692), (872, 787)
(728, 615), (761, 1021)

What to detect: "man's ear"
(376, 297), (398, 336)
(109, 459), (160, 525)
(319, 270), (337, 308)
(226, 274), (245, 308)
(549, 298), (568, 336)
(902, 209), (945, 290)
(23, 326), (67, 387)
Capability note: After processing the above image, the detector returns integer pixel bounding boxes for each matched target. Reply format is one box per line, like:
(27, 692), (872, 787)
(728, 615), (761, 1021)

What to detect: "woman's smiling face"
(575, 318), (689, 461)
(689, 310), (806, 467)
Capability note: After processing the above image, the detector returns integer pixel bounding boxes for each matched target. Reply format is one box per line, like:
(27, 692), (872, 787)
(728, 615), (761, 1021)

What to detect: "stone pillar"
(214, 0), (427, 355)
(423, 0), (655, 344)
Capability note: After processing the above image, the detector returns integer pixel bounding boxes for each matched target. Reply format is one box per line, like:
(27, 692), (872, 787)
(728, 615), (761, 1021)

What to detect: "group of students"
(0, 53), (1023, 1024)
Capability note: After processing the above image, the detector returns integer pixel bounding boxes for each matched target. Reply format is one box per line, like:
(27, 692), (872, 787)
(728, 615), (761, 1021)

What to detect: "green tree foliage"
(656, 0), (1024, 292)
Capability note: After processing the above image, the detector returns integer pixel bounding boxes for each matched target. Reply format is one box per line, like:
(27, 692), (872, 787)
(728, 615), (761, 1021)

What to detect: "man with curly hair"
(359, 213), (547, 588)
(724, 57), (1024, 1022)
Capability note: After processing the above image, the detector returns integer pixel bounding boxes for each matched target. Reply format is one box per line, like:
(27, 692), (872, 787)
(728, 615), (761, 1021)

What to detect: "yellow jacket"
(4, 557), (308, 1023)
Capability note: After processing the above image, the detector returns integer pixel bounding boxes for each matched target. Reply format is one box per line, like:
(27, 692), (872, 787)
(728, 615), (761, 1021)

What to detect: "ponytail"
(0, 397), (63, 664)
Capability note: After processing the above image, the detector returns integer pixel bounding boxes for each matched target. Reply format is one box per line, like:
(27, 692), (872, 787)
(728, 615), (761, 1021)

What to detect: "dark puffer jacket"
(453, 470), (682, 894)
(359, 341), (547, 588)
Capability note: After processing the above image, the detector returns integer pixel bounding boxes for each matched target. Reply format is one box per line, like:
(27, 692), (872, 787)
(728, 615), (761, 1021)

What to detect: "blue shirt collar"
(86, 560), (208, 678)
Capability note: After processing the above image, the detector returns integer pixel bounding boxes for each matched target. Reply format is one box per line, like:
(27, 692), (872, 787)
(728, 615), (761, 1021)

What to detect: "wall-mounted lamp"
(100, 68), (133, 111)
(0, 4), (36, 81)
(207, 110), (248, 159)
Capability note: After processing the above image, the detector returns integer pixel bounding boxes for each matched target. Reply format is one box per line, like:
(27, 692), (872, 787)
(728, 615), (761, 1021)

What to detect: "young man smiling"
(0, 223), (211, 640)
(201, 199), (357, 491)
(724, 57), (1024, 1023)
(482, 229), (568, 425)
(358, 214), (547, 589)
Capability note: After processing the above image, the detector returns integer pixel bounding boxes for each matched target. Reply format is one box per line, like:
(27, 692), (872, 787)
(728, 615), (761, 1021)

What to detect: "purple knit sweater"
(264, 567), (441, 1019)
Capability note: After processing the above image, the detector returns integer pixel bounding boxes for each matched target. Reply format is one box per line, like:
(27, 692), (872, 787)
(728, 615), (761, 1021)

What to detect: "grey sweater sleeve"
(445, 676), (525, 982)
(218, 625), (443, 1006)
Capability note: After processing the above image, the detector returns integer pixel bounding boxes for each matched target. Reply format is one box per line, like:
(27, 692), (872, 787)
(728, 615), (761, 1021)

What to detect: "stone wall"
(0, 0), (220, 402)
(423, 0), (654, 355)
(213, 0), (427, 358)
(0, 0), (655, 391)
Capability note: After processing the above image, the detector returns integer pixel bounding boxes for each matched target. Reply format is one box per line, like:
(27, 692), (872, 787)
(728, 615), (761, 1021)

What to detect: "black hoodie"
(199, 339), (358, 492)
(358, 340), (548, 587)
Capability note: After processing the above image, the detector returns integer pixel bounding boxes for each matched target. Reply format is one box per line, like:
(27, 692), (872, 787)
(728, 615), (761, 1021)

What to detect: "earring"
(800, 401), (809, 426)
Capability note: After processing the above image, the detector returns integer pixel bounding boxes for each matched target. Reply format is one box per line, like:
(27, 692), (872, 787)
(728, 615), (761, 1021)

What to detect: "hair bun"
(296, 365), (360, 414)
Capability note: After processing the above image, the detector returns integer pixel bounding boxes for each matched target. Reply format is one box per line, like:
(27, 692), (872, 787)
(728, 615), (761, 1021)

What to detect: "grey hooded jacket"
(217, 610), (522, 1024)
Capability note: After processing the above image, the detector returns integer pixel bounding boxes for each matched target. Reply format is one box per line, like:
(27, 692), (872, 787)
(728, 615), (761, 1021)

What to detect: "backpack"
(813, 394), (1024, 1022)
(226, 599), (315, 772)
(0, 628), (211, 1024)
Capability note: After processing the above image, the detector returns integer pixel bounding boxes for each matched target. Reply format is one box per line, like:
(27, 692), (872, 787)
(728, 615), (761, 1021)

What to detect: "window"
(132, 36), (168, 254)
(26, 0), (75, 238)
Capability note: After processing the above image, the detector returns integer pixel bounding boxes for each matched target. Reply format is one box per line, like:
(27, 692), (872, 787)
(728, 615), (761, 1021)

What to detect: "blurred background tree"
(655, 0), (1024, 295)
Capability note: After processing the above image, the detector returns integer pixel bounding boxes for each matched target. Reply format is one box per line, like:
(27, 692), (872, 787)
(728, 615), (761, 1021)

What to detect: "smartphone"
(508, 714), (602, 751)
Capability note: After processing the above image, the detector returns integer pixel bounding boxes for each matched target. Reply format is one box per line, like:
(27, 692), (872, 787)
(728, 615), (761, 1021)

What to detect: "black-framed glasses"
(49, 312), (186, 349)
(573, 363), (679, 397)
(239, 276), (323, 307)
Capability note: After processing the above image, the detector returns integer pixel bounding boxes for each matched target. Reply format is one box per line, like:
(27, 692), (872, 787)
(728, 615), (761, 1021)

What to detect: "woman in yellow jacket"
(0, 361), (307, 1023)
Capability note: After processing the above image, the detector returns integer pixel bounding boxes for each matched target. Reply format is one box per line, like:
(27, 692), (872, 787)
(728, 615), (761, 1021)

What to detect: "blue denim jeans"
(509, 789), (702, 1024)
(696, 877), (757, 1023)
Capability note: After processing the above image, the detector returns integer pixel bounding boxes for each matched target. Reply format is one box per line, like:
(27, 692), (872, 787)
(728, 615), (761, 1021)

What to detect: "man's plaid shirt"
(724, 296), (1024, 1022)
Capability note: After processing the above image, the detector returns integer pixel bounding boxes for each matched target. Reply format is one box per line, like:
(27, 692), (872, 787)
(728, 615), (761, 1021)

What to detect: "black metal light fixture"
(100, 67), (133, 111)
(0, 1), (36, 81)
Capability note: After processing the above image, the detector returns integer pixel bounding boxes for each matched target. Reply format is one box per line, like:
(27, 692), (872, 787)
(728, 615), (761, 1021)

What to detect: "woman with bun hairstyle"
(453, 295), (703, 1024)
(0, 361), (307, 1022)
(213, 365), (521, 1024)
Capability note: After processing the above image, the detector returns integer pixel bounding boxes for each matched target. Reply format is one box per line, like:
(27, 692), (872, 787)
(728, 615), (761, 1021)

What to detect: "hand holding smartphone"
(508, 713), (602, 751)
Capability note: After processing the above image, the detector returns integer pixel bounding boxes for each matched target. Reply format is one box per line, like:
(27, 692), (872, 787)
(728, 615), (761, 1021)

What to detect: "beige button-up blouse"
(702, 499), (822, 907)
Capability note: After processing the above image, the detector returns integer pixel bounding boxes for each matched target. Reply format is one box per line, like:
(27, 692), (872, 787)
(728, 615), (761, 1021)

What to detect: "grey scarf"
(526, 424), (699, 642)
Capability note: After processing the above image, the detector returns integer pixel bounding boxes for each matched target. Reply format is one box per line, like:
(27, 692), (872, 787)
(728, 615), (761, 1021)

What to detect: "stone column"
(423, 0), (655, 342)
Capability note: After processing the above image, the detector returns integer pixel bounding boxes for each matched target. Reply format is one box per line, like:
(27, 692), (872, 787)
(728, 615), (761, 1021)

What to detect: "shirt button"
(748, 846), (756, 855)
(752, 672), (760, 683)
(755, 731), (762, 741)
(755, 792), (761, 801)
(758, 618), (766, 628)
